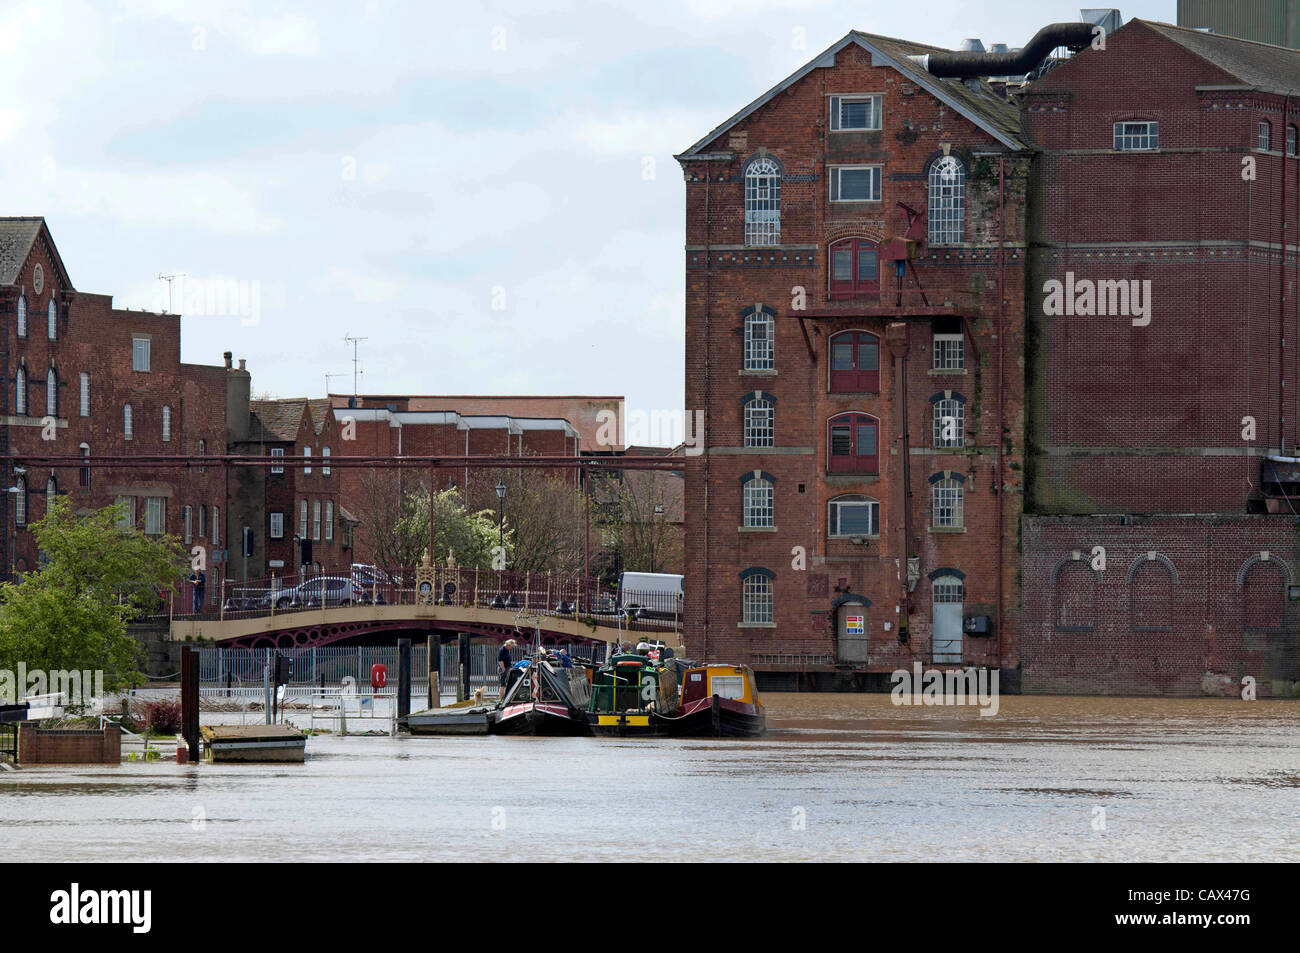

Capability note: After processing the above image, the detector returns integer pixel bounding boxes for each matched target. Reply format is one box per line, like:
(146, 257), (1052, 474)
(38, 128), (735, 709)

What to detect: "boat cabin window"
(710, 675), (746, 699)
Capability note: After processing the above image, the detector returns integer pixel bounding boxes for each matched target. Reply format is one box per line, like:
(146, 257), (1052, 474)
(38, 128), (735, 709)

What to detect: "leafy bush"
(141, 699), (182, 735)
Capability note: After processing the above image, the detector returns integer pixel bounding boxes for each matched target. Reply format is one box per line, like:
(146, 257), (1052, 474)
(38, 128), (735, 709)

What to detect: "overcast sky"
(2, 0), (1174, 423)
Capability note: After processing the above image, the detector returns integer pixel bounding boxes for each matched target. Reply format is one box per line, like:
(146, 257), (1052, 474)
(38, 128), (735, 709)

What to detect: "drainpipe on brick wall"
(996, 157), (1006, 670)
(703, 166), (713, 658)
(886, 323), (912, 634)
(1280, 95), (1290, 453)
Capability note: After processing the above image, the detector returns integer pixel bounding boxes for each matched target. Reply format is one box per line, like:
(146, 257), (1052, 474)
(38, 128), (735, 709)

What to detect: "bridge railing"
(174, 567), (682, 636)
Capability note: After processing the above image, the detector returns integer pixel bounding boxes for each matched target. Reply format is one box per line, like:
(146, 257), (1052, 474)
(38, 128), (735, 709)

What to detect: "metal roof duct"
(909, 22), (1095, 78)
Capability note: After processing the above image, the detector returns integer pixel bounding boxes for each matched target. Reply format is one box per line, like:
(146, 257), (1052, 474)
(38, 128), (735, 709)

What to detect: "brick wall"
(17, 722), (120, 764)
(681, 38), (1026, 674)
(1021, 514), (1300, 696)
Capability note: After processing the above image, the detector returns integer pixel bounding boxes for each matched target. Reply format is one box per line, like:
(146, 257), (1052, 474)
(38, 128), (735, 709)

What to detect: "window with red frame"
(829, 331), (879, 393)
(828, 412), (879, 474)
(828, 239), (880, 299)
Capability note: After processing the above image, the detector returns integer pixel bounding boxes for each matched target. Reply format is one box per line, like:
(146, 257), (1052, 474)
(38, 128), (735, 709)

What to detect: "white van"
(618, 572), (684, 620)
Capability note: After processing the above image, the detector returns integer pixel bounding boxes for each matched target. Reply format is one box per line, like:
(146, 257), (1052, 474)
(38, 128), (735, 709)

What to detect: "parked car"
(618, 572), (684, 621)
(351, 564), (402, 590)
(275, 576), (385, 610)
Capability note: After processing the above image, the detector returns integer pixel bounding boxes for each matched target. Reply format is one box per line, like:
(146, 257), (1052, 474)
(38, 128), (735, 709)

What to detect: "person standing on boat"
(498, 639), (517, 690)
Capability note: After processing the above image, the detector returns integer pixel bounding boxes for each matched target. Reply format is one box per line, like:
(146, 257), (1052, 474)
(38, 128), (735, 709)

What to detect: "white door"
(932, 575), (963, 663)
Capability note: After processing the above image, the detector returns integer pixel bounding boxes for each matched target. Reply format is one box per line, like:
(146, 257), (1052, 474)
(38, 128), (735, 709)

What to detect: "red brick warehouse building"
(1015, 20), (1300, 695)
(0, 218), (229, 599)
(676, 30), (1030, 688)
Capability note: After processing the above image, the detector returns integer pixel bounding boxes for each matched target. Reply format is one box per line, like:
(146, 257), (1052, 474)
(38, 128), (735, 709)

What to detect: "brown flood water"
(1, 693), (1296, 862)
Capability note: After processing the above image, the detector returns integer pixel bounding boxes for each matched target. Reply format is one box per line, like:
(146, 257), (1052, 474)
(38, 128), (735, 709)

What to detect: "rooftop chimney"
(224, 351), (233, 370)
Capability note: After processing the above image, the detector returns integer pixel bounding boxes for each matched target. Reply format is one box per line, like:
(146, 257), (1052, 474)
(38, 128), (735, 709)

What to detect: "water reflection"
(1, 694), (1295, 862)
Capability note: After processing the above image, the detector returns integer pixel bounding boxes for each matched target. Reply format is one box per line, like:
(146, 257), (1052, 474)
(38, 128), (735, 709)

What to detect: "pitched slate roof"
(1140, 20), (1300, 96)
(0, 217), (46, 286)
(678, 30), (1026, 158)
(248, 399), (307, 442)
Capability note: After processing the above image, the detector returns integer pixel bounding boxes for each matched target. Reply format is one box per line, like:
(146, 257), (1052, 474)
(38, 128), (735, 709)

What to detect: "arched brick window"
(739, 567), (775, 624)
(1053, 556), (1098, 630)
(828, 238), (880, 298)
(16, 295), (25, 337)
(1128, 554), (1175, 630)
(828, 330), (879, 393)
(928, 155), (966, 244)
(1238, 554), (1287, 631)
(931, 391), (966, 448)
(741, 472), (774, 528)
(828, 412), (879, 474)
(744, 156), (781, 246)
(15, 366), (26, 416)
(743, 392), (775, 448)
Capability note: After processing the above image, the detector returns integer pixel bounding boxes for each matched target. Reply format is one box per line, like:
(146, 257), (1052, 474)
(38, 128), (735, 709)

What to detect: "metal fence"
(172, 566), (683, 636)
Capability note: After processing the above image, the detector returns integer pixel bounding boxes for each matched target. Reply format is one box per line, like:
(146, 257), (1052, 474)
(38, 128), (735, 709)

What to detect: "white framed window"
(114, 494), (134, 530)
(928, 155), (966, 244)
(271, 447), (284, 474)
(299, 499), (308, 538)
(1259, 120), (1272, 152)
(1289, 125), (1299, 157)
(325, 501), (334, 541)
(123, 403), (133, 440)
(45, 476), (56, 515)
(45, 368), (56, 417)
(931, 477), (964, 528)
(743, 395), (774, 448)
(322, 446), (331, 476)
(933, 574), (964, 603)
(312, 500), (321, 541)
(15, 366), (26, 415)
(828, 94), (882, 131)
(47, 299), (57, 340)
(132, 336), (150, 372)
(270, 512), (284, 539)
(197, 504), (205, 540)
(742, 476), (774, 528)
(79, 372), (89, 416)
(741, 571), (774, 624)
(932, 397), (965, 448)
(1113, 121), (1158, 151)
(828, 495), (879, 537)
(182, 504), (193, 544)
(79, 443), (90, 488)
(14, 477), (25, 526)
(744, 312), (774, 371)
(829, 165), (881, 202)
(933, 333), (964, 371)
(144, 496), (165, 535)
(211, 505), (219, 545)
(303, 446), (312, 475)
(162, 405), (171, 442)
(744, 156), (782, 246)
(16, 295), (26, 338)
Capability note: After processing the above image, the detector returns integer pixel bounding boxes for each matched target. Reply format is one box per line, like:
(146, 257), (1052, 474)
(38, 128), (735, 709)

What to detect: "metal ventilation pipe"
(909, 22), (1095, 78)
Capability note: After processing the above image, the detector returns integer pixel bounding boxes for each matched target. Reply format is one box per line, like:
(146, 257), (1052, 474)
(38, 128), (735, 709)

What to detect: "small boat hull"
(403, 707), (491, 735)
(489, 701), (590, 736)
(663, 695), (767, 738)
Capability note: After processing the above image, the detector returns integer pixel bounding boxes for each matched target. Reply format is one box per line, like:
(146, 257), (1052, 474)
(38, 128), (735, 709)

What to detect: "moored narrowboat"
(587, 652), (678, 736)
(658, 664), (766, 737)
(489, 651), (592, 736)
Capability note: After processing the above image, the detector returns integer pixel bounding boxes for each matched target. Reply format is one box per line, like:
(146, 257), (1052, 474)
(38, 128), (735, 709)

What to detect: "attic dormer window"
(829, 94), (881, 132)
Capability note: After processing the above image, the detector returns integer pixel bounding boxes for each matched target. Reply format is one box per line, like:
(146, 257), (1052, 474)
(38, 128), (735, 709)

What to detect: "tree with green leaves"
(0, 498), (188, 692)
(398, 484), (505, 569)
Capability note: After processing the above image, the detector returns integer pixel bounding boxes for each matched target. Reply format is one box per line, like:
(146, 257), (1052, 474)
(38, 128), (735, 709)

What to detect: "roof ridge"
(1142, 17), (1300, 55)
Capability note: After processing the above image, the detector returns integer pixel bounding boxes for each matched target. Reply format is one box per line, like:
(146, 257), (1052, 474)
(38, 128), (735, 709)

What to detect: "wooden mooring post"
(397, 638), (411, 723)
(181, 645), (200, 763)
